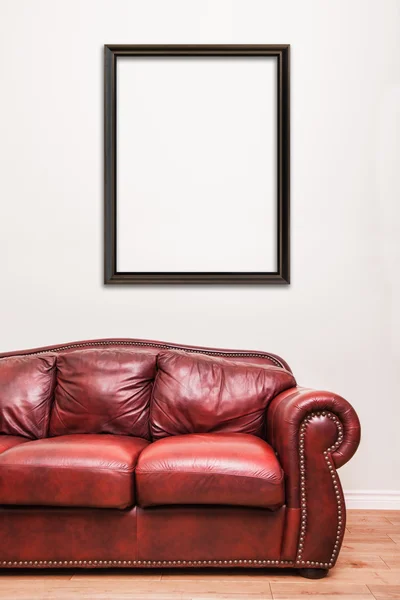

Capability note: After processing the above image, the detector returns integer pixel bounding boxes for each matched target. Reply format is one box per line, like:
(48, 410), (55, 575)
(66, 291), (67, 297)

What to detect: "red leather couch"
(0, 338), (360, 579)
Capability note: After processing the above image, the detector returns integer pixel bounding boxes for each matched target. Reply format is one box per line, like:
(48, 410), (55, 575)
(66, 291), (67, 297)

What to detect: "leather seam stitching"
(0, 464), (137, 474)
(137, 469), (284, 485)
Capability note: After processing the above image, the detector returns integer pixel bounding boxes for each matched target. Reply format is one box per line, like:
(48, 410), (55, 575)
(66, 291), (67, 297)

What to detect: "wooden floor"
(2, 510), (400, 599)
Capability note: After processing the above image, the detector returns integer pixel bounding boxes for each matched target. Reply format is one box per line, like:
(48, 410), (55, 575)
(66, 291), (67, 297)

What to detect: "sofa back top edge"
(0, 338), (291, 372)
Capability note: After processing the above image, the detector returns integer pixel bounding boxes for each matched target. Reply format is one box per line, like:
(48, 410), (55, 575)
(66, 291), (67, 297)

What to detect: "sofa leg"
(299, 568), (328, 579)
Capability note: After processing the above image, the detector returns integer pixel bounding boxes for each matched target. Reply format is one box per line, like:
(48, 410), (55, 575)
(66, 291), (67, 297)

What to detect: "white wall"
(0, 0), (399, 498)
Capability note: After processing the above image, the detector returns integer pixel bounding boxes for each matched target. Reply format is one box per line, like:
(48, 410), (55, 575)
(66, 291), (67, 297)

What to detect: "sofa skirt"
(0, 505), (301, 568)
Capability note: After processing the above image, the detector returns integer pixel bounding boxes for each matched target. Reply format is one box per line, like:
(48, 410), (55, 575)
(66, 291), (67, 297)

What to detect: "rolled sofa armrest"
(268, 386), (360, 461)
(266, 387), (361, 506)
(265, 387), (361, 567)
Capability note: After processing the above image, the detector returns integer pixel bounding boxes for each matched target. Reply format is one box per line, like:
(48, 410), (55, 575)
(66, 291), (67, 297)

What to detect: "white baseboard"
(344, 490), (400, 510)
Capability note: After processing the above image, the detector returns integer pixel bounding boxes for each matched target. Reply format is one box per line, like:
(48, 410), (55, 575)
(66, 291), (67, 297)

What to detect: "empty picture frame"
(104, 45), (290, 284)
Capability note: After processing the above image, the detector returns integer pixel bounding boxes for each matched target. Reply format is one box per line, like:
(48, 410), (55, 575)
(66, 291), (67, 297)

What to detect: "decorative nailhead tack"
(2, 341), (283, 369)
(0, 558), (297, 568)
(295, 410), (344, 569)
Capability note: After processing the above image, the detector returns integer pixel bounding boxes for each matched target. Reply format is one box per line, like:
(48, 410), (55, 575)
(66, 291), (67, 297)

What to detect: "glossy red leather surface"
(0, 355), (56, 439)
(0, 435), (30, 454)
(137, 506), (285, 561)
(301, 414), (346, 564)
(281, 507), (301, 560)
(266, 387), (361, 566)
(151, 351), (296, 440)
(49, 349), (156, 439)
(266, 387), (361, 506)
(0, 434), (149, 508)
(136, 433), (284, 509)
(0, 338), (291, 372)
(0, 338), (361, 572)
(0, 506), (138, 562)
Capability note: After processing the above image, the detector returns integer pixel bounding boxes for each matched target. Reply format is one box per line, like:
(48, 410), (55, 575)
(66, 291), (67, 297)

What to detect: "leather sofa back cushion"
(0, 355), (56, 439)
(49, 349), (157, 439)
(151, 351), (296, 440)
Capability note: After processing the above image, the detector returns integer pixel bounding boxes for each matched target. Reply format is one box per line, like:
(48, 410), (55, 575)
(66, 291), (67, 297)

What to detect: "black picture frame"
(104, 44), (290, 284)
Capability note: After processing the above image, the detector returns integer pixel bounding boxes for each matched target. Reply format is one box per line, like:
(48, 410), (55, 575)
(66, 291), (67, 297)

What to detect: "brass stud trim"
(2, 559), (297, 568)
(0, 340), (284, 368)
(1, 558), (334, 568)
(295, 410), (344, 569)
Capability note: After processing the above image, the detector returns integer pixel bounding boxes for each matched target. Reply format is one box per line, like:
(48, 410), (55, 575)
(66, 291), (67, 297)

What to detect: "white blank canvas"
(116, 56), (277, 273)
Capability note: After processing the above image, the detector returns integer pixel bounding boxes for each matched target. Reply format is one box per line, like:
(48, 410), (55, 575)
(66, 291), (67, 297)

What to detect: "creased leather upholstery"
(0, 338), (360, 573)
(0, 434), (149, 508)
(266, 386), (361, 506)
(0, 338), (291, 371)
(151, 351), (296, 440)
(136, 433), (284, 509)
(0, 355), (56, 439)
(50, 349), (156, 439)
(266, 386), (361, 566)
(0, 435), (30, 454)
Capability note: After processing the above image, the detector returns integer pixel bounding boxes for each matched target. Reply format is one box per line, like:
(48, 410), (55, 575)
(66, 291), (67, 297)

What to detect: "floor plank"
(71, 569), (162, 581)
(335, 555), (390, 570)
(388, 536), (400, 545)
(347, 527), (400, 535)
(380, 557), (400, 570)
(367, 585), (400, 599)
(328, 572), (400, 585)
(270, 582), (372, 599)
(68, 579), (273, 594)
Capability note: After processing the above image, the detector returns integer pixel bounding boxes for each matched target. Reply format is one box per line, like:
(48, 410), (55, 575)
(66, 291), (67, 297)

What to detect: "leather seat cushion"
(0, 435), (30, 454)
(49, 349), (157, 439)
(150, 351), (296, 440)
(136, 433), (284, 509)
(0, 355), (56, 439)
(0, 434), (149, 509)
